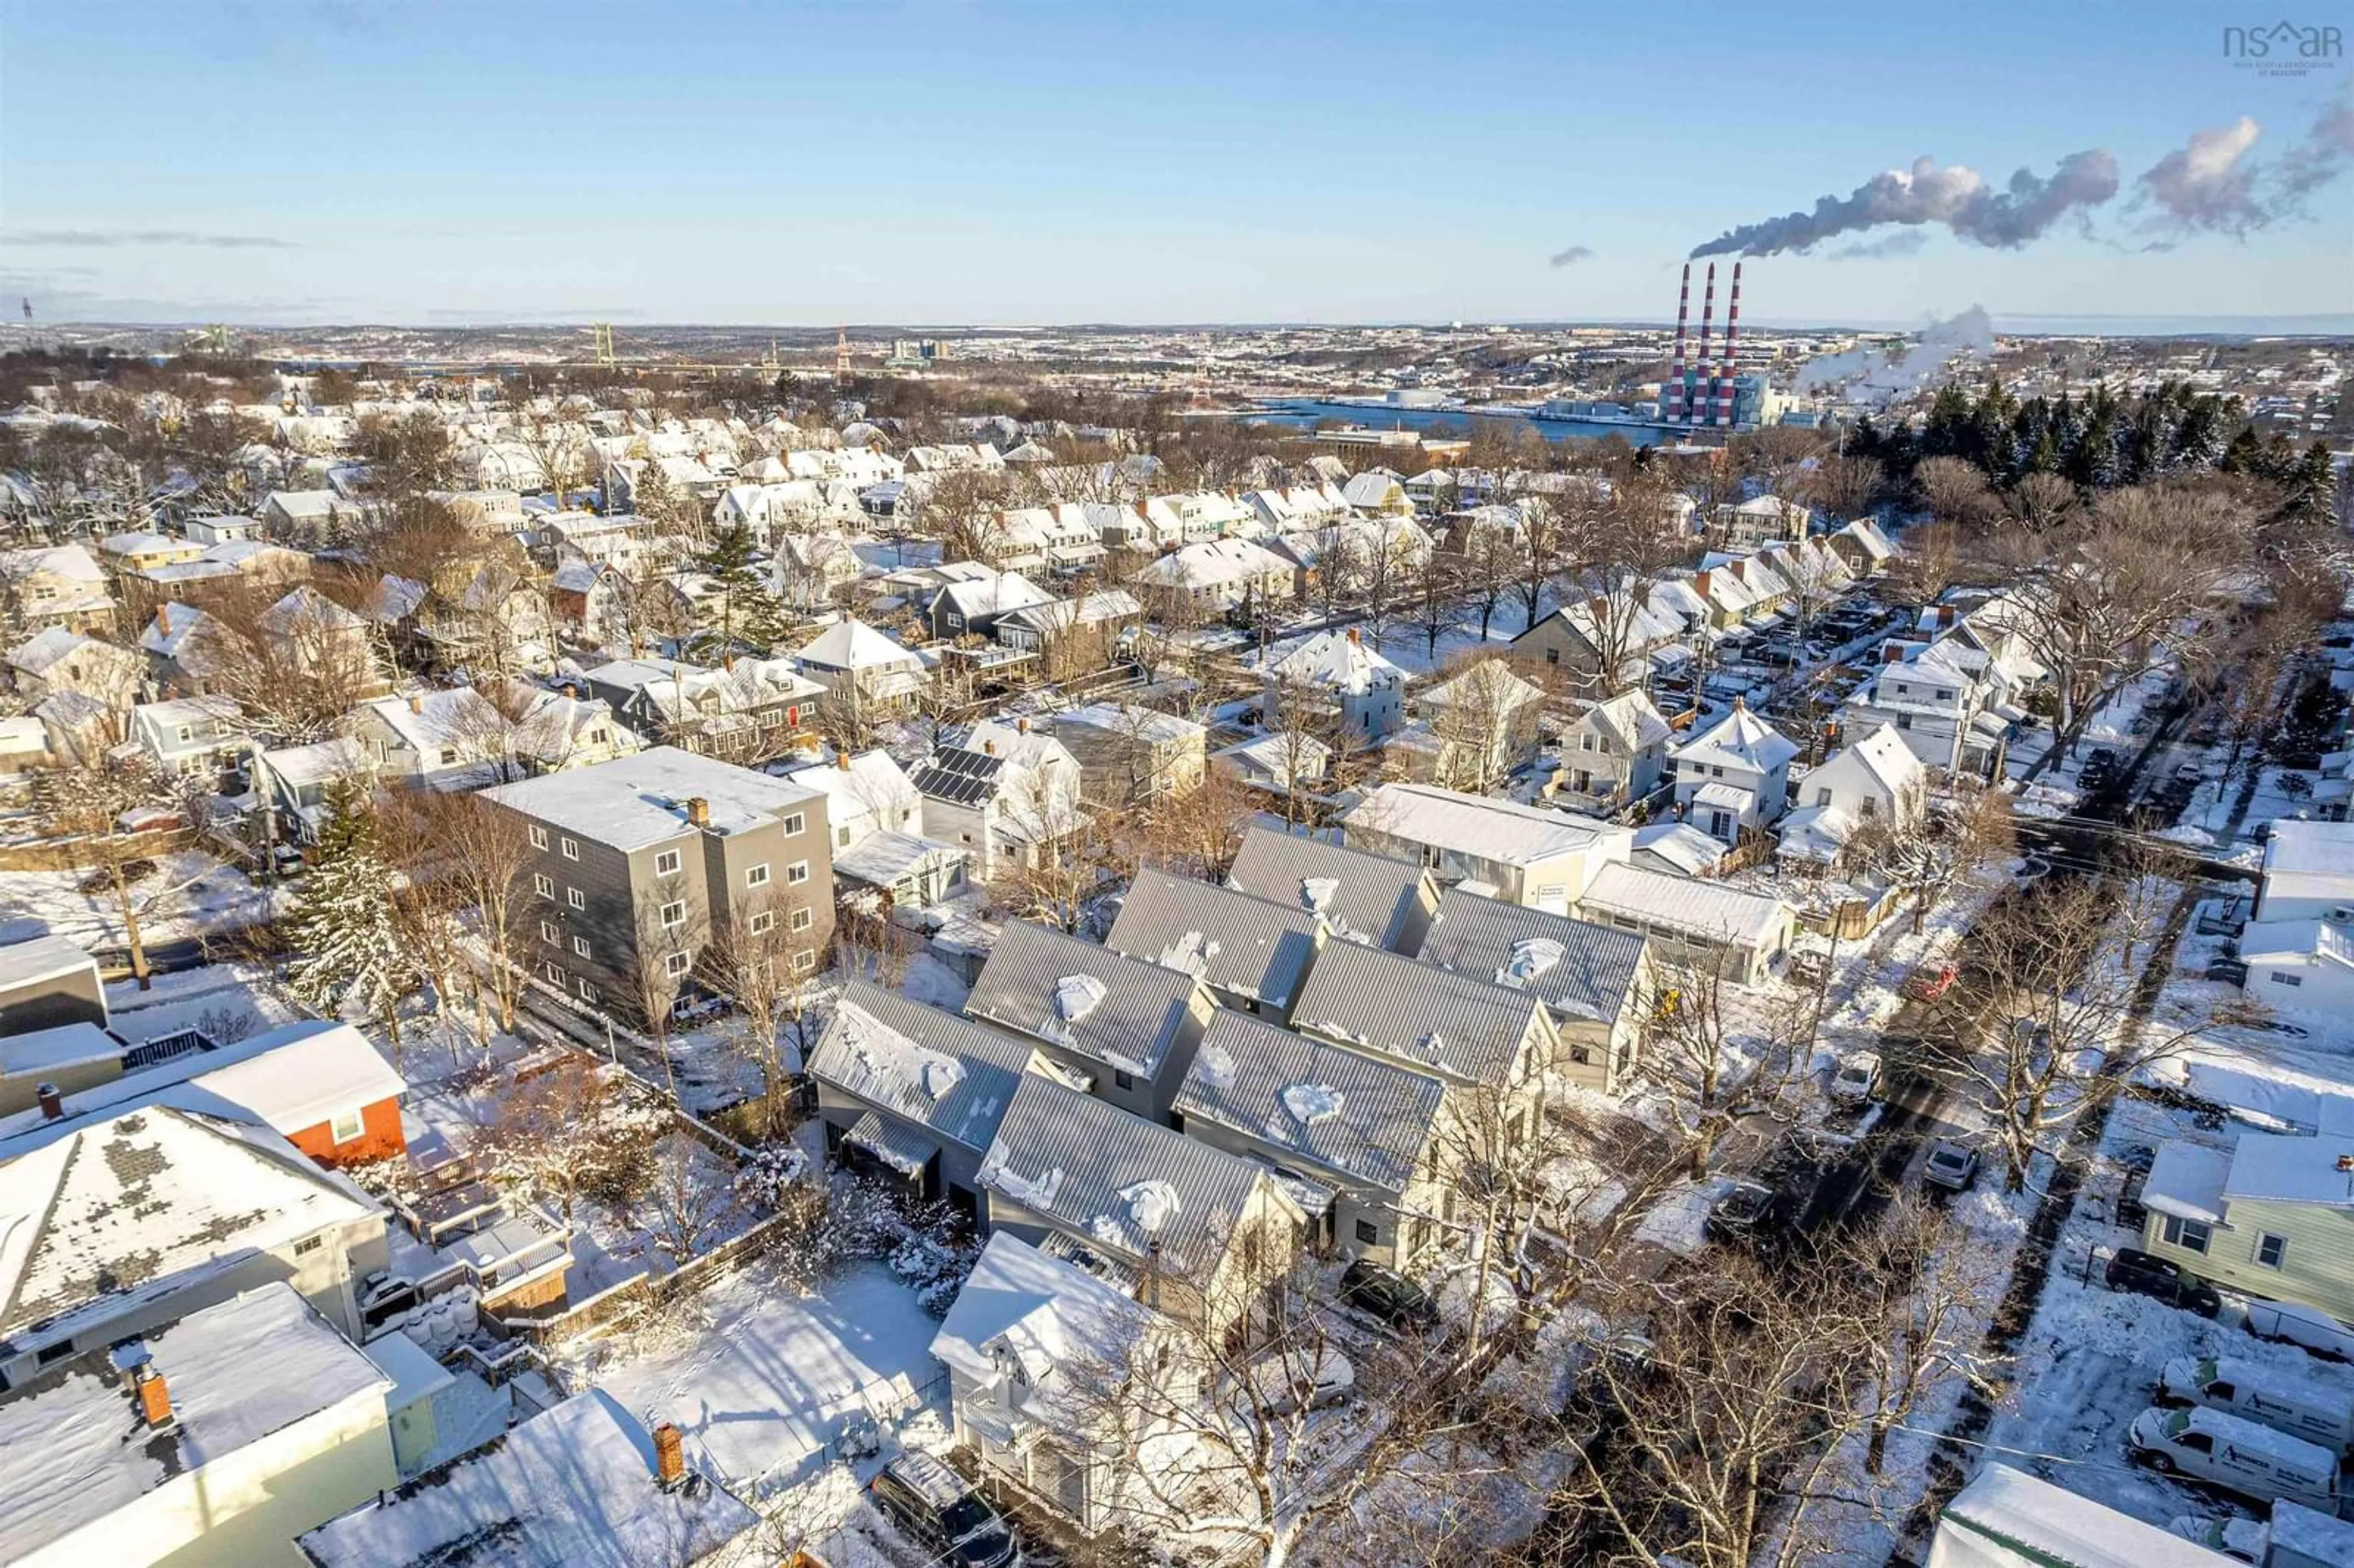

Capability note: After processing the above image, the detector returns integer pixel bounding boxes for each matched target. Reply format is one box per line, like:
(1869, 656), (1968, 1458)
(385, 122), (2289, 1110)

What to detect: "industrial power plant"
(1656, 259), (1767, 430)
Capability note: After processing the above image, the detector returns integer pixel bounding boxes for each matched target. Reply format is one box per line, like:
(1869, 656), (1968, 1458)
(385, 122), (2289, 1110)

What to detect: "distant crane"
(834, 326), (853, 386)
(18, 299), (28, 324)
(592, 323), (617, 368)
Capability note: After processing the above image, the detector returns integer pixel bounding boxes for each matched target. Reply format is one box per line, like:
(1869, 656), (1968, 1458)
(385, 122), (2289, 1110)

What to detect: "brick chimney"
(983, 739), (997, 756)
(157, 603), (172, 634)
(686, 796), (709, 827)
(723, 653), (736, 672)
(836, 750), (851, 770)
(138, 1369), (174, 1429)
(35, 1083), (61, 1120)
(562, 683), (579, 699)
(1346, 626), (1361, 645)
(1016, 717), (1029, 734)
(1693, 569), (1711, 598)
(408, 693), (425, 714)
(652, 1421), (685, 1489)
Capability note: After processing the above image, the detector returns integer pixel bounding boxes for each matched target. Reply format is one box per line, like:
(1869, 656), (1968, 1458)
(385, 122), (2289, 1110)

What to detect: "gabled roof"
(793, 615), (916, 671)
(908, 745), (1004, 807)
(1289, 938), (1548, 1089)
(1106, 873), (1322, 1010)
(1344, 783), (1628, 869)
(257, 584), (367, 637)
(807, 981), (1034, 1154)
(298, 1390), (756, 1568)
(0, 1019), (402, 1146)
(1414, 890), (1646, 1026)
(1579, 861), (1791, 950)
(1265, 628), (1405, 696)
(1671, 703), (1798, 774)
(930, 1231), (1157, 1430)
(964, 921), (1204, 1081)
(977, 1075), (1283, 1277)
(1574, 689), (1674, 753)
(783, 748), (921, 830)
(1175, 1009), (1444, 1195)
(1225, 826), (1428, 951)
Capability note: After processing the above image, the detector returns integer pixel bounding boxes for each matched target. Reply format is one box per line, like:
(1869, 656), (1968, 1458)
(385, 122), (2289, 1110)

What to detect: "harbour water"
(1243, 397), (1680, 446)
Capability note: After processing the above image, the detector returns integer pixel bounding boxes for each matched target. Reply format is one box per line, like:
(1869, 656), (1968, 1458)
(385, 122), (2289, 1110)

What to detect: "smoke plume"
(2136, 89), (2354, 240)
(1, 229), (297, 250)
(1795, 306), (1996, 408)
(1691, 150), (2118, 257)
(1826, 230), (1930, 261)
(1548, 245), (1595, 266)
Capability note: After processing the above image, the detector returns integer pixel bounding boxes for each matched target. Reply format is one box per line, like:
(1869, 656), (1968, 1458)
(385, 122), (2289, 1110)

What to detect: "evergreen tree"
(2287, 440), (2339, 526)
(286, 788), (416, 1061)
(692, 520), (790, 653)
(2219, 425), (2265, 475)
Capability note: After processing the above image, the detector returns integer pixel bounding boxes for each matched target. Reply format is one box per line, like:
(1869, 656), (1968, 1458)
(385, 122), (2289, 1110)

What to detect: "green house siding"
(2143, 1194), (2354, 1323)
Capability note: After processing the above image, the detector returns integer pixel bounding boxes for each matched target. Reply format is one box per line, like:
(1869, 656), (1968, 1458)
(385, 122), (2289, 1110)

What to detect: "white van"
(2247, 1300), (2354, 1363)
(2160, 1355), (2354, 1453)
(2127, 1404), (2342, 1510)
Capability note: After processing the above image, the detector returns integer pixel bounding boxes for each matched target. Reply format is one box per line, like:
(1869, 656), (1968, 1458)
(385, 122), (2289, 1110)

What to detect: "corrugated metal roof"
(1287, 939), (1548, 1089)
(1106, 875), (1322, 1009)
(1415, 890), (1646, 1027)
(1579, 862), (1789, 949)
(806, 980), (1034, 1153)
(977, 1073), (1273, 1277)
(964, 920), (1203, 1079)
(1175, 1010), (1443, 1195)
(1225, 826), (1427, 952)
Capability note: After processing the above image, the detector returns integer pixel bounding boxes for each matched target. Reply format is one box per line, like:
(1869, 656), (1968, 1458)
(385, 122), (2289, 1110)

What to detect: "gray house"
(1105, 873), (1325, 1023)
(1174, 1009), (1447, 1268)
(806, 980), (1036, 1217)
(1412, 890), (1653, 1094)
(0, 934), (107, 1036)
(1224, 826), (1441, 954)
(962, 920), (1214, 1122)
(479, 747), (834, 1024)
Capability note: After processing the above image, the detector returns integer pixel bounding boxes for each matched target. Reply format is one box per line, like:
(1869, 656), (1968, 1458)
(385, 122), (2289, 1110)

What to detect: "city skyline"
(1, 0), (2348, 327)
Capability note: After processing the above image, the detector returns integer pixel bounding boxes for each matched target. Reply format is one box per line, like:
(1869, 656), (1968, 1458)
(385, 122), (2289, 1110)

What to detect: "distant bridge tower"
(834, 326), (853, 386)
(592, 323), (617, 368)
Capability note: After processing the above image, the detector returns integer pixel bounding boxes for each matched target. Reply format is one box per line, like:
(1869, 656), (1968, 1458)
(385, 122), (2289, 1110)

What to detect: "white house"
(784, 747), (926, 851)
(1263, 627), (1406, 742)
(1668, 701), (1798, 843)
(1778, 721), (1925, 863)
(1552, 690), (1674, 816)
(2253, 822), (2354, 926)
(1343, 782), (1632, 914)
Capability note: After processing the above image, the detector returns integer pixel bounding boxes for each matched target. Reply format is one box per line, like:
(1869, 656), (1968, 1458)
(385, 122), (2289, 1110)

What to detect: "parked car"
(2127, 1405), (2341, 1511)
(867, 1453), (1018, 1568)
(1828, 1051), (1883, 1105)
(1922, 1140), (1981, 1192)
(1704, 1180), (1785, 1244)
(2105, 1246), (2223, 1316)
(1339, 1260), (1439, 1331)
(2166, 1516), (2267, 1563)
(1904, 964), (1959, 1002)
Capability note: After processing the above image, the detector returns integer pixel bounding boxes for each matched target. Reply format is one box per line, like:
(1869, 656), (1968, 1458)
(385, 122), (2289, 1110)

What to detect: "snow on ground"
(0, 851), (288, 948)
(899, 951), (969, 1011)
(101, 961), (305, 1044)
(563, 1256), (945, 1503)
(1631, 1175), (1734, 1255)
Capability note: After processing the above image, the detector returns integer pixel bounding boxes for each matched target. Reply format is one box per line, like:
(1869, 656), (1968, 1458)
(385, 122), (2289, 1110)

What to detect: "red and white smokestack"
(1715, 262), (1743, 427)
(1688, 264), (1716, 424)
(1666, 262), (1692, 424)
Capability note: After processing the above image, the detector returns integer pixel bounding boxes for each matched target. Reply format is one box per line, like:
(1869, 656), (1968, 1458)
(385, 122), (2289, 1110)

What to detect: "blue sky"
(1, 1), (2348, 326)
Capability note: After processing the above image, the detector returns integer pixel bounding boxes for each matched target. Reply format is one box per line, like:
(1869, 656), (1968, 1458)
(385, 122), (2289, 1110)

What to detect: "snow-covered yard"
(101, 960), (306, 1045)
(563, 1257), (946, 1502)
(0, 851), (288, 948)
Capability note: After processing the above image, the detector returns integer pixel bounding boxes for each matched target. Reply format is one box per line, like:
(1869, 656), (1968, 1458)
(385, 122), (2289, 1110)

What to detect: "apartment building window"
(787, 860), (810, 886)
(784, 812), (806, 835)
(539, 919), (558, 944)
(655, 848), (682, 876)
(530, 824), (548, 850)
(660, 900), (687, 929)
(1355, 1219), (1381, 1246)
(543, 961), (565, 985)
(792, 951), (816, 973)
(2256, 1233), (2288, 1269)
(329, 1108), (365, 1144)
(750, 910), (775, 935)
(2272, 971), (2304, 988)
(533, 873), (555, 900)
(577, 979), (598, 1002)
(568, 886), (585, 910)
(440, 747), (458, 766)
(294, 1235), (323, 1256)
(561, 836), (580, 861)
(665, 951), (691, 978)
(791, 908), (813, 932)
(746, 862), (771, 888)
(837, 825), (853, 847)
(571, 936), (590, 959)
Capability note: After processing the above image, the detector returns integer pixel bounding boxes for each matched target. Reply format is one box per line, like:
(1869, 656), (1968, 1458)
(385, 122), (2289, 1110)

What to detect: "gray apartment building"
(480, 747), (833, 1025)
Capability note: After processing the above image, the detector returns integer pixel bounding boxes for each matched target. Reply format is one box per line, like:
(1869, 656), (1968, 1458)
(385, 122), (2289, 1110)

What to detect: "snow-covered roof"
(793, 615), (916, 671)
(1415, 889), (1647, 1026)
(1579, 861), (1791, 951)
(1344, 783), (1629, 869)
(481, 746), (823, 852)
(1289, 938), (1547, 1089)
(1574, 689), (1675, 754)
(2141, 1141), (2231, 1225)
(1265, 628), (1405, 696)
(0, 542), (102, 584)
(1106, 873), (1323, 1010)
(257, 584), (367, 637)
(0, 1022), (117, 1080)
(965, 921), (1202, 1080)
(367, 687), (503, 755)
(2264, 820), (2354, 880)
(298, 1390), (755, 1568)
(977, 1073), (1286, 1276)
(1935, 1463), (2234, 1568)
(2221, 1130), (2354, 1208)
(806, 980), (1034, 1154)
(1772, 804), (1854, 864)
(0, 1282), (391, 1563)
(782, 747), (921, 831)
(1837, 721), (1925, 797)
(1226, 825), (1428, 951)
(929, 1231), (1157, 1431)
(5, 626), (88, 676)
(1174, 1009), (1445, 1194)
(1671, 702), (1798, 774)
(0, 934), (102, 997)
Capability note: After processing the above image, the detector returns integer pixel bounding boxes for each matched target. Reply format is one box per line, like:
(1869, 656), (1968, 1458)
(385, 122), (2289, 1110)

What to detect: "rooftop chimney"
(138, 1369), (174, 1429)
(723, 653), (736, 672)
(1016, 717), (1030, 734)
(407, 693), (425, 714)
(562, 683), (579, 700)
(2339, 1155), (2354, 1174)
(157, 603), (173, 635)
(652, 1421), (686, 1489)
(836, 750), (851, 770)
(983, 739), (997, 756)
(1346, 626), (1362, 645)
(685, 796), (709, 827)
(36, 1083), (61, 1121)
